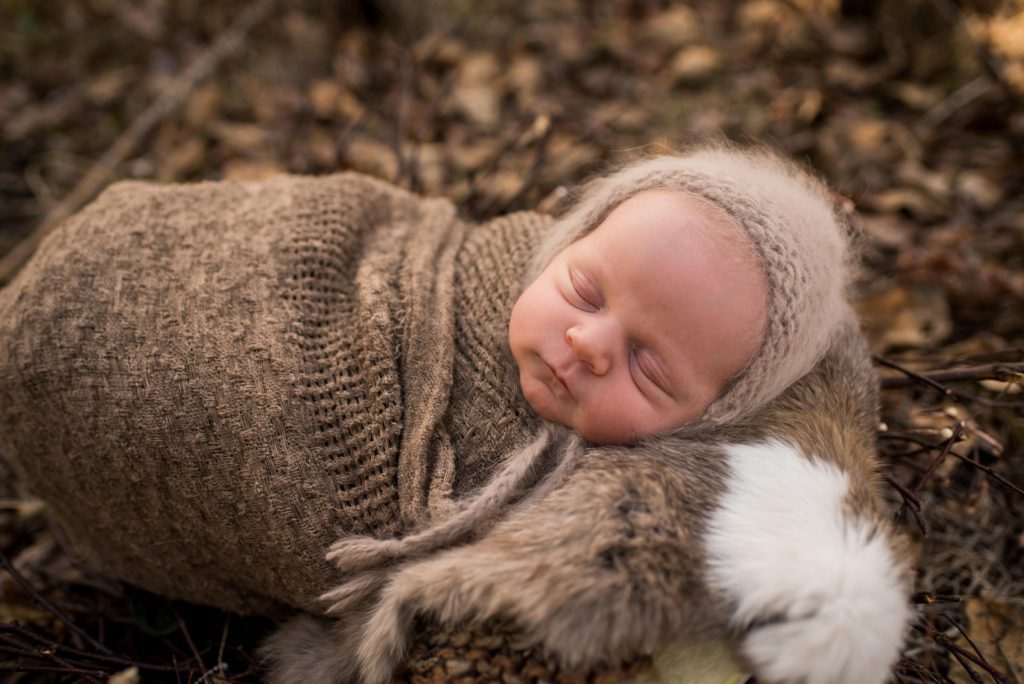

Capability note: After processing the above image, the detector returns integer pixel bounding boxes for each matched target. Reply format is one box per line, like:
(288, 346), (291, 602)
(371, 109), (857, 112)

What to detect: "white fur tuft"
(706, 440), (910, 684)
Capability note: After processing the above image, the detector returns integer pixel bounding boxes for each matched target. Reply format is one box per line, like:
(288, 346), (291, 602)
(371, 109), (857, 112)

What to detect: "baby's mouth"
(543, 358), (573, 399)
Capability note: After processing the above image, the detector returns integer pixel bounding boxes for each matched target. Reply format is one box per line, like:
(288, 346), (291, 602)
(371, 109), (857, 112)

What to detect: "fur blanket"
(264, 318), (912, 684)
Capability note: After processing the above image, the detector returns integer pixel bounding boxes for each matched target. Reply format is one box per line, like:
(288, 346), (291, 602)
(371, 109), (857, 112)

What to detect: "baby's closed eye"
(630, 348), (672, 397)
(567, 267), (601, 312)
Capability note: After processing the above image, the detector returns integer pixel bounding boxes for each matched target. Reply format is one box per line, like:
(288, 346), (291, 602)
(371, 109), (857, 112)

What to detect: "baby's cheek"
(519, 373), (567, 428)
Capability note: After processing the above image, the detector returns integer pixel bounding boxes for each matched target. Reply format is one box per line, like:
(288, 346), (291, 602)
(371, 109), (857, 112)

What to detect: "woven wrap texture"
(0, 172), (542, 614)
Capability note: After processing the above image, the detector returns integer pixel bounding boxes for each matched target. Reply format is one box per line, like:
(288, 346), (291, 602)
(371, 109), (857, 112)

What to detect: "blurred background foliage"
(1, 0), (1022, 682)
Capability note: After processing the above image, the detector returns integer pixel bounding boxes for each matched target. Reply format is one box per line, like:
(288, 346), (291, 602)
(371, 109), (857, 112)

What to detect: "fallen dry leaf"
(857, 283), (953, 351)
(670, 46), (722, 83)
(949, 597), (1024, 683)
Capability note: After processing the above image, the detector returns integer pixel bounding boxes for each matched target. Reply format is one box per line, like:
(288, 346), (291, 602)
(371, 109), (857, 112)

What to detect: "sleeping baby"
(0, 143), (909, 684)
(509, 149), (848, 445)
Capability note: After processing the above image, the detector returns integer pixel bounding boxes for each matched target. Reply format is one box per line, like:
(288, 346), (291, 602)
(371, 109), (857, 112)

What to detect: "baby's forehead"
(601, 189), (754, 256)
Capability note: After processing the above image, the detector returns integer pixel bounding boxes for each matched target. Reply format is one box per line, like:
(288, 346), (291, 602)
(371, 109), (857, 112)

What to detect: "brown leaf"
(157, 137), (205, 181)
(343, 137), (397, 180)
(209, 121), (270, 155)
(452, 53), (501, 128)
(506, 55), (544, 96)
(410, 143), (446, 194)
(309, 79), (343, 120)
(184, 83), (221, 129)
(858, 213), (917, 250)
(86, 68), (134, 106)
(955, 170), (1003, 211)
(669, 46), (722, 83)
(221, 159), (283, 181)
(861, 187), (939, 221)
(306, 126), (338, 169)
(856, 283), (953, 352)
(107, 667), (141, 684)
(951, 597), (1024, 683)
(640, 6), (701, 49)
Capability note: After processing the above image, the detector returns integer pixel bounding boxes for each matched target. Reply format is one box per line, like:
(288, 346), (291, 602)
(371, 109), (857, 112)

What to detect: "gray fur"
(263, 318), (909, 684)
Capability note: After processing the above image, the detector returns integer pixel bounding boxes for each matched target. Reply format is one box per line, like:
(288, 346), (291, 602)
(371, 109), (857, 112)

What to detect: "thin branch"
(171, 604), (207, 679)
(915, 623), (1014, 684)
(886, 474), (928, 536)
(909, 423), (964, 499)
(0, 662), (107, 677)
(0, 550), (112, 654)
(912, 593), (964, 605)
(880, 433), (945, 449)
(0, 0), (278, 286)
(947, 451), (1024, 499)
(0, 622), (184, 672)
(0, 633), (96, 681)
(926, 0), (1024, 113)
(881, 362), (1024, 390)
(216, 616), (230, 671)
(876, 355), (955, 396)
(941, 613), (989, 674)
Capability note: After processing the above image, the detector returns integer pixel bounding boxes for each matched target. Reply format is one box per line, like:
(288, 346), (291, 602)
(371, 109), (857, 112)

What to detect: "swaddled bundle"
(0, 145), (912, 683)
(0, 171), (546, 613)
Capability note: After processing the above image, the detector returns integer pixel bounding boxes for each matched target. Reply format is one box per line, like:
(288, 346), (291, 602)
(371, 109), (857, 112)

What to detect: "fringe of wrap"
(321, 425), (584, 616)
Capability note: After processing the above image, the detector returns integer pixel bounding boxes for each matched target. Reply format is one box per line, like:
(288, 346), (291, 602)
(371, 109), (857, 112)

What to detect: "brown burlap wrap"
(0, 172), (542, 614)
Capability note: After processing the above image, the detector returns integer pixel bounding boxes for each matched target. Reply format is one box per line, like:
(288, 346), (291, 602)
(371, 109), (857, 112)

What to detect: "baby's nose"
(565, 326), (612, 376)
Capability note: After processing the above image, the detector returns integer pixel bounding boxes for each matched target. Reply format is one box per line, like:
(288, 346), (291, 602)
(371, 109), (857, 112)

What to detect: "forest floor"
(1, 0), (1022, 682)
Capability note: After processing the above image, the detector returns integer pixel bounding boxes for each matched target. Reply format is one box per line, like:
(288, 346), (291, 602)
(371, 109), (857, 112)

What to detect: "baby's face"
(508, 191), (768, 445)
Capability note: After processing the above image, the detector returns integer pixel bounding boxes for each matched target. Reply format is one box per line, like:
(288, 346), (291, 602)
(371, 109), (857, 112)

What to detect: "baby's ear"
(706, 440), (912, 684)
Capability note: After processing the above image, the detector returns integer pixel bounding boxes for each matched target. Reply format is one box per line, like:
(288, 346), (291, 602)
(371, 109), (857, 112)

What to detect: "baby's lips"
(542, 357), (574, 399)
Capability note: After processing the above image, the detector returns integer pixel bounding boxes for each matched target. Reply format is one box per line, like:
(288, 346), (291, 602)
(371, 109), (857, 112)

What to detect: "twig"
(941, 613), (989, 675)
(876, 356), (954, 396)
(886, 474), (928, 536)
(0, 622), (184, 672)
(171, 604), (207, 679)
(913, 593), (964, 605)
(927, 0), (1024, 113)
(947, 451), (1024, 499)
(881, 362), (1024, 390)
(915, 623), (1014, 684)
(909, 423), (964, 499)
(921, 75), (993, 128)
(195, 661), (229, 683)
(948, 645), (984, 683)
(886, 474), (923, 511)
(216, 615), (230, 671)
(0, 0), (278, 286)
(0, 633), (104, 683)
(880, 433), (945, 449)
(0, 550), (112, 654)
(390, 41), (414, 186)
(0, 662), (107, 676)
(483, 115), (554, 219)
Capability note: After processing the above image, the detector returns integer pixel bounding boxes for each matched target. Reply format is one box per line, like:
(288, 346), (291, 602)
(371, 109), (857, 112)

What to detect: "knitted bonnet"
(525, 145), (854, 426)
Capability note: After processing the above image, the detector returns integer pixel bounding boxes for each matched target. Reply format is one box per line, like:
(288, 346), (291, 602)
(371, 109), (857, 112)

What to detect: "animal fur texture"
(262, 320), (912, 684)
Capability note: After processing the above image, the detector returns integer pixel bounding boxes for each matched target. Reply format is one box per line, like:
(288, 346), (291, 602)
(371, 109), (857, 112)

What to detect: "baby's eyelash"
(629, 349), (651, 388)
(568, 268), (599, 311)
(631, 349), (668, 395)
